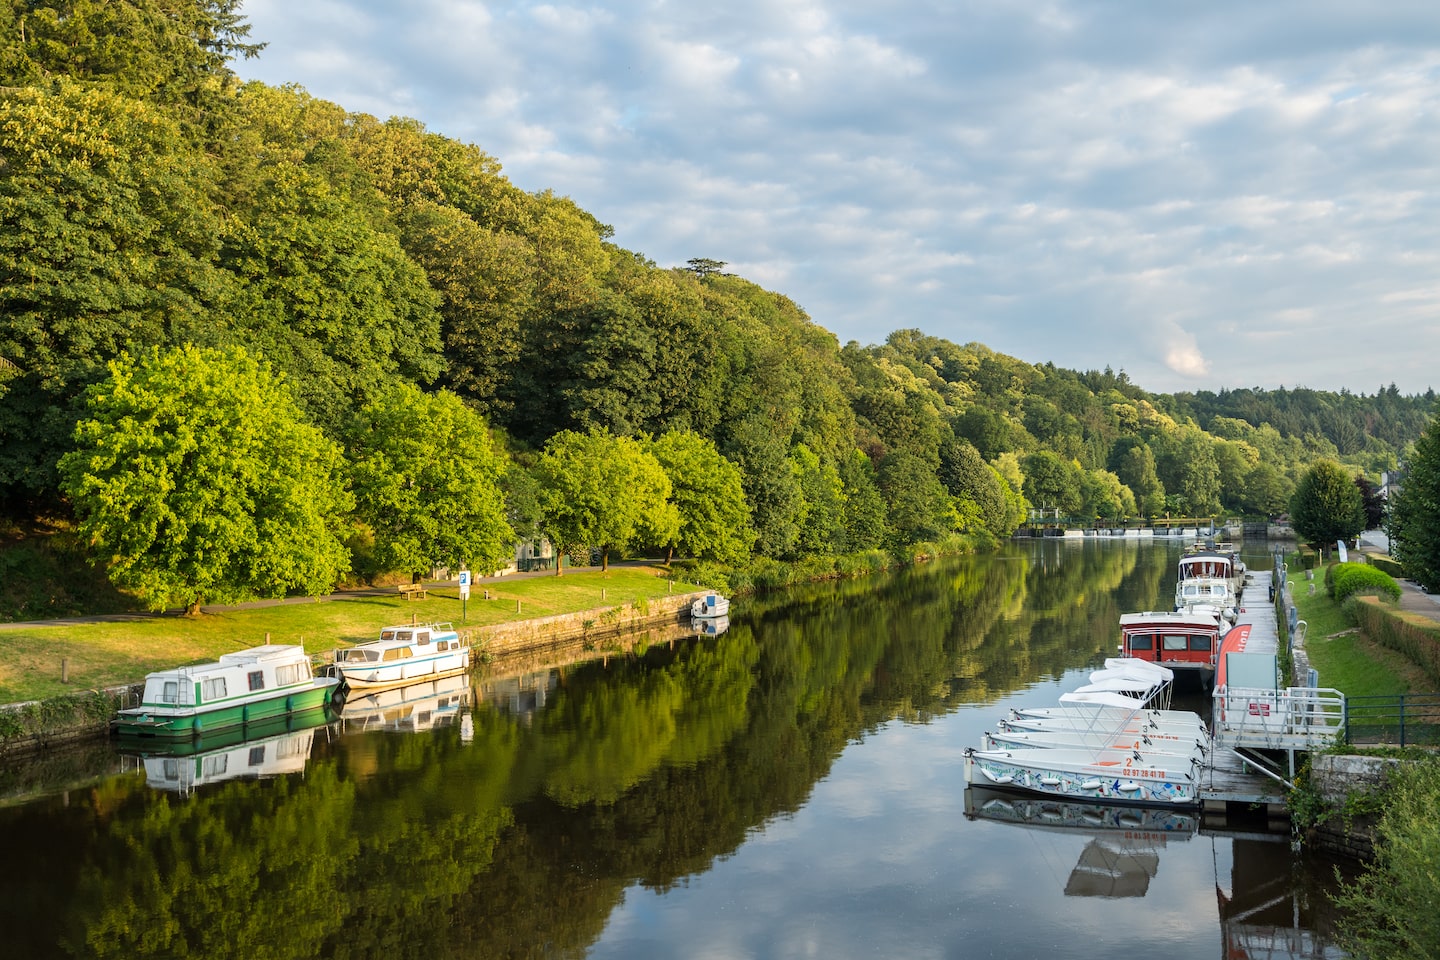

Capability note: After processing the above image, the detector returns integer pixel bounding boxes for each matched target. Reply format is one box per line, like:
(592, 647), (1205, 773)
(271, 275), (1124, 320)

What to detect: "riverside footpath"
(1355, 530), (1440, 625)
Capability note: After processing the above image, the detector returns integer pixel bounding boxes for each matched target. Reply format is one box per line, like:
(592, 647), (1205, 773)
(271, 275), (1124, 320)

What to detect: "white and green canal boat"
(112, 644), (340, 739)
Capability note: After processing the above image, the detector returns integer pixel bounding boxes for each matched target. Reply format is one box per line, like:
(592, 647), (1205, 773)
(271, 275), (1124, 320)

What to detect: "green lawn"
(0, 566), (688, 704)
(1289, 565), (1426, 697)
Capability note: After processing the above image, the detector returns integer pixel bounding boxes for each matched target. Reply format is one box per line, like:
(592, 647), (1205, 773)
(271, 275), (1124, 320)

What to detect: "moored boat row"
(965, 656), (1209, 807)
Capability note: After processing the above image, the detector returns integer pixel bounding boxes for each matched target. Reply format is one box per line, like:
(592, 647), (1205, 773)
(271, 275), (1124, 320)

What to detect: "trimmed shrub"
(1352, 596), (1440, 685)
(1330, 562), (1401, 602)
(1368, 554), (1406, 579)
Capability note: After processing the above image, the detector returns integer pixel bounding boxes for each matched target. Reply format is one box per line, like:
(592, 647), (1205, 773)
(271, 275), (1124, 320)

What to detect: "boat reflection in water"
(117, 706), (331, 795)
(964, 786), (1196, 898)
(694, 614), (730, 637)
(965, 786), (1343, 957)
(336, 673), (470, 734)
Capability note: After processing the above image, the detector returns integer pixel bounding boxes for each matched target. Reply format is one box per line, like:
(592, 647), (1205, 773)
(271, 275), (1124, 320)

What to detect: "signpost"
(459, 568), (470, 622)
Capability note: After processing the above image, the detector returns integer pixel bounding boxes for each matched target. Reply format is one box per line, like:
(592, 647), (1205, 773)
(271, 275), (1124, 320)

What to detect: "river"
(0, 539), (1352, 959)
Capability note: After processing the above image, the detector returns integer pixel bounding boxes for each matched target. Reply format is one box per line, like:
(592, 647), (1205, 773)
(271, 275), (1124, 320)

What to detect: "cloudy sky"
(233, 1), (1440, 397)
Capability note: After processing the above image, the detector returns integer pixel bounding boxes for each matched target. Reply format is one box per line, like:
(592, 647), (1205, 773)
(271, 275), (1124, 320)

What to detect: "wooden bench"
(398, 583), (427, 601)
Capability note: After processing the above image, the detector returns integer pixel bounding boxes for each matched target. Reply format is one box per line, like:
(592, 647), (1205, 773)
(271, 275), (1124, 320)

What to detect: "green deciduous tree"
(1021, 450), (1082, 516)
(1289, 460), (1366, 551)
(58, 345), (351, 614)
(837, 449), (887, 552)
(534, 430), (677, 573)
(1109, 438), (1165, 517)
(347, 383), (515, 580)
(0, 82), (233, 499)
(648, 431), (754, 565)
(220, 161), (444, 433)
(1240, 462), (1292, 517)
(940, 438), (1009, 537)
(878, 452), (952, 547)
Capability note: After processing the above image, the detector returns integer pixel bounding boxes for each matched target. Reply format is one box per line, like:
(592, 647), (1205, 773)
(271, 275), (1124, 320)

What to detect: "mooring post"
(61, 658), (68, 684)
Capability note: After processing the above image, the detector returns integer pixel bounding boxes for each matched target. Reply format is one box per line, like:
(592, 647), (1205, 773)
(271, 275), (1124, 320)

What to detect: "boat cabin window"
(1126, 634), (1154, 651)
(161, 680), (180, 703)
(202, 677), (227, 701)
(382, 647), (413, 661)
(248, 670), (265, 691)
(1162, 634), (1190, 651)
(393, 630), (414, 643)
(248, 746), (266, 766)
(341, 649), (379, 663)
(435, 640), (448, 651)
(380, 629), (398, 642)
(1189, 635), (1213, 651)
(202, 754), (228, 778)
(276, 662), (309, 686)
(416, 631), (430, 645)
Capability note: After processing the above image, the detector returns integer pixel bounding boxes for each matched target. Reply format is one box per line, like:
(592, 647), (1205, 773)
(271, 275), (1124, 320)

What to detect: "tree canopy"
(1289, 460), (1366, 551)
(347, 383), (515, 579)
(58, 345), (351, 613)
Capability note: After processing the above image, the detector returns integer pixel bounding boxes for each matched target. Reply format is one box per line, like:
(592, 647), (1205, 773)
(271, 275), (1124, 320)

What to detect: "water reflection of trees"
(0, 542), (1190, 959)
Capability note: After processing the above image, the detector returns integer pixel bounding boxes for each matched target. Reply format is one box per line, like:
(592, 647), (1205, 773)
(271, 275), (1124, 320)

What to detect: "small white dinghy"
(691, 593), (730, 619)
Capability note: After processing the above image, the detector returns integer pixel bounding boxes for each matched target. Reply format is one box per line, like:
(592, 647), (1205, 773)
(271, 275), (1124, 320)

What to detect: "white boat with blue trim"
(691, 593), (730, 619)
(333, 622), (470, 692)
(965, 658), (1207, 807)
(964, 743), (1202, 806)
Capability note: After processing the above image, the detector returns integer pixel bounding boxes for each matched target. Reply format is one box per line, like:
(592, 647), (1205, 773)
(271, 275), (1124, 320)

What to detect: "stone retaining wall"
(464, 592), (706, 656)
(1307, 753), (1401, 860)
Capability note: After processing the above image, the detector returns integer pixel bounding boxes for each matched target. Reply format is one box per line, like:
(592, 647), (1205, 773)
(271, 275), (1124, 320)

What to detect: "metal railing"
(1344, 693), (1440, 746)
(1213, 685), (1347, 751)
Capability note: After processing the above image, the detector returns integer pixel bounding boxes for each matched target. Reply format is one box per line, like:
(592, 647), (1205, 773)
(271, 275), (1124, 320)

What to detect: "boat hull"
(113, 678), (339, 739)
(964, 747), (1200, 808)
(337, 650), (471, 691)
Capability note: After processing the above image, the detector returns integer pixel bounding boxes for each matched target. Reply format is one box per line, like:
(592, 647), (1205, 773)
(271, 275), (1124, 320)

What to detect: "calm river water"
(0, 540), (1352, 959)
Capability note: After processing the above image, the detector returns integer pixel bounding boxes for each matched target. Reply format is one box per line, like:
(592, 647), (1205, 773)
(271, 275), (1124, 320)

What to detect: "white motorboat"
(1009, 692), (1210, 740)
(984, 725), (1209, 757)
(964, 743), (1201, 806)
(333, 622), (470, 692)
(691, 593), (730, 619)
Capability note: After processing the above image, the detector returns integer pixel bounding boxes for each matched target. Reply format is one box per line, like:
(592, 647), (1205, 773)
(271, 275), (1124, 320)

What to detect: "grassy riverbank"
(1289, 565), (1427, 696)
(0, 566), (683, 704)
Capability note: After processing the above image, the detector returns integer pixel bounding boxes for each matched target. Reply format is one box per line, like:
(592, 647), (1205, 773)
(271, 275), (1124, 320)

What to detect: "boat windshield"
(341, 649), (380, 663)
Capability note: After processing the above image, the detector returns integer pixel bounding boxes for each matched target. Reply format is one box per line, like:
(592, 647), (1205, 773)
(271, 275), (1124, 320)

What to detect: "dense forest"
(2, 1), (1435, 612)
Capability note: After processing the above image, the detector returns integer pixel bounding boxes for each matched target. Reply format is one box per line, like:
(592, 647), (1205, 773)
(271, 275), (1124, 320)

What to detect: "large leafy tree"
(220, 161), (444, 433)
(0, 82), (233, 501)
(347, 383), (515, 580)
(878, 451), (953, 547)
(939, 438), (1009, 537)
(648, 431), (754, 565)
(1389, 408), (1440, 591)
(1021, 450), (1083, 516)
(58, 345), (351, 614)
(0, 0), (263, 143)
(533, 429), (677, 573)
(837, 448), (887, 552)
(1289, 460), (1366, 551)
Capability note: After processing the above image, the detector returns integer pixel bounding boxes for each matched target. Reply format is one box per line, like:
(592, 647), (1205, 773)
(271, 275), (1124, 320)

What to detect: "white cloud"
(233, 0), (1440, 394)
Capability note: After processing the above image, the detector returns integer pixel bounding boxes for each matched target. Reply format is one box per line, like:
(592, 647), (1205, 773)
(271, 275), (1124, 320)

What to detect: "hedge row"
(1367, 554), (1406, 579)
(1352, 596), (1440, 686)
(1327, 561), (1401, 602)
